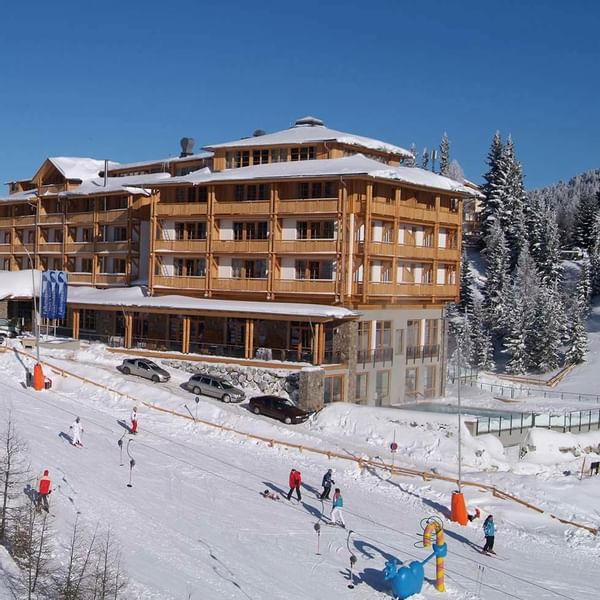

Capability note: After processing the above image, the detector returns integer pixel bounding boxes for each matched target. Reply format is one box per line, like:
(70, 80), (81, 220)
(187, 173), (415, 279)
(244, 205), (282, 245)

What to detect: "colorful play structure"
(383, 517), (447, 599)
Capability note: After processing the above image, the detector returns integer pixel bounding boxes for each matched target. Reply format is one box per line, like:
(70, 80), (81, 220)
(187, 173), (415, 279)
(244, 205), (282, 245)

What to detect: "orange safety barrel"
(33, 363), (44, 391)
(451, 491), (468, 526)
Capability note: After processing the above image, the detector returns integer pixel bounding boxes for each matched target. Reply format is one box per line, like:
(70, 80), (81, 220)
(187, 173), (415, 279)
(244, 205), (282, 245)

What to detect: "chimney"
(180, 137), (195, 158)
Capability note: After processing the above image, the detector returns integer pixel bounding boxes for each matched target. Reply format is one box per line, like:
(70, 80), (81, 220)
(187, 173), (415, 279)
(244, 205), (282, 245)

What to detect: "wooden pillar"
(313, 323), (322, 365)
(124, 313), (133, 348)
(244, 319), (254, 359)
(318, 322), (326, 364)
(182, 316), (190, 354)
(72, 309), (80, 340)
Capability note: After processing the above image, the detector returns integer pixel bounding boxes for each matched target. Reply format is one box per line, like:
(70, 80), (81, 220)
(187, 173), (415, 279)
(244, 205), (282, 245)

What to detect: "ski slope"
(0, 346), (598, 600)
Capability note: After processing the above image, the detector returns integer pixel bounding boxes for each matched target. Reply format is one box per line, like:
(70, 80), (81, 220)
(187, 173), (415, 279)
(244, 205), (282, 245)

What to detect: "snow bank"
(0, 269), (41, 299)
(523, 427), (600, 464)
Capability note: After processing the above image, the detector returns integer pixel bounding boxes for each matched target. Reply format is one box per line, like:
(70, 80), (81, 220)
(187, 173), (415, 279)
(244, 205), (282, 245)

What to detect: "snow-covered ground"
(0, 341), (599, 599)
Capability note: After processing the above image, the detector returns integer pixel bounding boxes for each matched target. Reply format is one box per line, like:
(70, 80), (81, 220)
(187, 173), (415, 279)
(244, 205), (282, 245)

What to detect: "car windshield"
(222, 381), (234, 389)
(145, 361), (160, 369)
(281, 398), (295, 407)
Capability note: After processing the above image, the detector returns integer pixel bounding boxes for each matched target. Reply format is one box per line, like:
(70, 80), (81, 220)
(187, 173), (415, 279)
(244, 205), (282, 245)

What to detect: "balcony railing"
(154, 239), (208, 253)
(212, 239), (269, 253)
(278, 198), (338, 215)
(38, 213), (64, 225)
(212, 277), (268, 292)
(273, 279), (336, 295)
(155, 203), (208, 217)
(96, 209), (129, 224)
(356, 347), (394, 367)
(65, 242), (95, 253)
(153, 275), (207, 290)
(274, 239), (337, 254)
(37, 242), (63, 253)
(213, 201), (270, 215)
(406, 344), (440, 361)
(95, 241), (133, 253)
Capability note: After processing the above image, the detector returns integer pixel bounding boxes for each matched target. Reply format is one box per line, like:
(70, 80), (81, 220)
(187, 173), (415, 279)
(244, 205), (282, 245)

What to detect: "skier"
(130, 406), (138, 434)
(331, 488), (345, 527)
(286, 468), (302, 501)
(261, 489), (280, 500)
(69, 416), (84, 446)
(482, 515), (495, 554)
(36, 469), (52, 512)
(320, 468), (334, 500)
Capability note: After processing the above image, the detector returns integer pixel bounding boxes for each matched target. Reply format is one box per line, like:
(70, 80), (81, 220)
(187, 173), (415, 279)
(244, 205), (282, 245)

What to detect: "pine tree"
(503, 294), (529, 374)
(576, 260), (592, 316)
(421, 147), (429, 170)
(482, 220), (511, 331)
(459, 247), (474, 312)
(573, 192), (600, 252)
(565, 293), (587, 364)
(589, 214), (600, 296)
(527, 285), (563, 372)
(480, 131), (505, 239)
(447, 159), (464, 183)
(534, 202), (563, 286)
(439, 132), (450, 176)
(469, 300), (495, 370)
(405, 143), (417, 167)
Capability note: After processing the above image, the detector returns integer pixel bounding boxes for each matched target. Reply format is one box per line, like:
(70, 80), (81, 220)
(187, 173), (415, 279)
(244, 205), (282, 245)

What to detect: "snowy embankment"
(0, 344), (599, 599)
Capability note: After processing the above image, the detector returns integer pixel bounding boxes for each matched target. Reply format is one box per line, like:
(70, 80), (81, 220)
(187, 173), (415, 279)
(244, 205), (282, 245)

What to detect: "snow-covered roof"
(47, 157), (120, 181)
(205, 117), (412, 157)
(0, 270), (42, 300)
(147, 155), (474, 195)
(68, 286), (357, 320)
(58, 173), (172, 197)
(107, 152), (213, 173)
(0, 189), (38, 203)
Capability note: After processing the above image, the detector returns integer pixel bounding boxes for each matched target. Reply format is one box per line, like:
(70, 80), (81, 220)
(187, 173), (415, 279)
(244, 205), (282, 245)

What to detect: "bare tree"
(0, 412), (30, 544)
(90, 528), (127, 599)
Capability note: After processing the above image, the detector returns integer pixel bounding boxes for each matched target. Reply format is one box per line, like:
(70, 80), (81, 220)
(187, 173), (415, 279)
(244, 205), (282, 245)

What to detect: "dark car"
(117, 358), (170, 383)
(249, 395), (311, 424)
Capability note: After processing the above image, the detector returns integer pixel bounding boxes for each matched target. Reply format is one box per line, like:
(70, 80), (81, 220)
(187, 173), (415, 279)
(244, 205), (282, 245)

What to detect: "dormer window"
(226, 151), (250, 169)
(290, 146), (316, 161)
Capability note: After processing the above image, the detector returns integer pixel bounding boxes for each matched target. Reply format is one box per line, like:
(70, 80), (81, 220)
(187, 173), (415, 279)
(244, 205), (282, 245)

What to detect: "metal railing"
(406, 344), (440, 361)
(356, 347), (393, 368)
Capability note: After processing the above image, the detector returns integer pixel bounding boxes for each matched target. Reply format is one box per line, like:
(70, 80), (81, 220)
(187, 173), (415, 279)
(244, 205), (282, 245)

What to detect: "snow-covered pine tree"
(421, 147), (429, 170)
(482, 220), (511, 331)
(459, 247), (474, 312)
(405, 143), (417, 167)
(480, 131), (505, 239)
(576, 260), (592, 316)
(573, 192), (600, 252)
(502, 293), (529, 374)
(565, 293), (588, 365)
(447, 159), (464, 183)
(439, 132), (450, 176)
(527, 285), (563, 372)
(469, 299), (495, 371)
(590, 214), (600, 296)
(534, 202), (563, 286)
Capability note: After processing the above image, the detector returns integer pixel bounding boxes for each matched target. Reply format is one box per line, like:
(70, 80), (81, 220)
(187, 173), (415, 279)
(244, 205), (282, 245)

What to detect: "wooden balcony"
(12, 242), (35, 254)
(278, 199), (338, 215)
(38, 184), (64, 196)
(95, 241), (132, 253)
(371, 200), (397, 217)
(369, 241), (396, 257)
(212, 278), (268, 293)
(212, 239), (269, 254)
(96, 209), (130, 224)
(38, 213), (64, 225)
(67, 273), (94, 284)
(154, 239), (208, 253)
(155, 203), (208, 218)
(153, 275), (208, 290)
(38, 242), (63, 253)
(65, 242), (95, 253)
(66, 212), (95, 225)
(367, 282), (397, 296)
(273, 279), (336, 295)
(14, 215), (36, 226)
(95, 274), (129, 286)
(438, 210), (461, 225)
(395, 283), (458, 298)
(274, 239), (337, 254)
(436, 247), (460, 261)
(213, 201), (270, 216)
(396, 245), (437, 260)
(0, 217), (12, 227)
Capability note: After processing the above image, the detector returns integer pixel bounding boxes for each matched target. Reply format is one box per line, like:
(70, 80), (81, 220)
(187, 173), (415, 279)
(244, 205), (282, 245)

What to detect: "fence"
(467, 380), (600, 404)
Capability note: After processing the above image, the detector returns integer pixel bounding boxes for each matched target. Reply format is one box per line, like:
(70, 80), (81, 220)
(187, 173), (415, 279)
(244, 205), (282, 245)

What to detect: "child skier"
(261, 489), (280, 500)
(36, 469), (52, 512)
(320, 468), (334, 500)
(130, 406), (138, 434)
(331, 488), (345, 527)
(69, 417), (84, 446)
(482, 515), (495, 554)
(286, 468), (302, 501)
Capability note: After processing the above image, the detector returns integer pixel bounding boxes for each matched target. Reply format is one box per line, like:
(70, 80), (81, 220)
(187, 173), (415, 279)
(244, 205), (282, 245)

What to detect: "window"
(424, 365), (437, 398)
(252, 149), (269, 165)
(174, 258), (206, 277)
(1, 231), (10, 244)
(357, 321), (370, 353)
(233, 222), (268, 240)
(375, 371), (390, 405)
(271, 148), (287, 163)
(405, 368), (418, 399)
(98, 256), (107, 272)
(294, 260), (333, 280)
(50, 258), (62, 271)
(355, 373), (368, 402)
(296, 221), (335, 240)
(400, 263), (415, 283)
(423, 228), (434, 247)
(297, 181), (335, 199)
(15, 257), (23, 270)
(324, 375), (343, 403)
(407, 320), (420, 351)
(81, 258), (93, 273)
(382, 225), (394, 243)
(424, 319), (439, 347)
(375, 321), (392, 348)
(226, 151), (250, 169)
(1, 258), (10, 270)
(113, 259), (127, 274)
(290, 146), (316, 161)
(27, 230), (36, 243)
(197, 187), (208, 202)
(233, 184), (270, 201)
(421, 266), (433, 284)
(82, 310), (96, 331)
(175, 187), (198, 203)
(296, 222), (308, 240)
(175, 222), (207, 240)
(231, 259), (267, 278)
(113, 227), (127, 242)
(381, 263), (392, 282)
(82, 228), (93, 242)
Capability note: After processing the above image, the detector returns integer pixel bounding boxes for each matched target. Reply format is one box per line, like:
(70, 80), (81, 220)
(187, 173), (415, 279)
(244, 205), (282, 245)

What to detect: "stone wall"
(333, 320), (357, 403)
(0, 301), (7, 319)
(298, 367), (325, 411)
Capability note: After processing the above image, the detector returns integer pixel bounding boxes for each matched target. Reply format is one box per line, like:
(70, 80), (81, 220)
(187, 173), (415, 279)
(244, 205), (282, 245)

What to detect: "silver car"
(183, 374), (245, 403)
(117, 358), (170, 383)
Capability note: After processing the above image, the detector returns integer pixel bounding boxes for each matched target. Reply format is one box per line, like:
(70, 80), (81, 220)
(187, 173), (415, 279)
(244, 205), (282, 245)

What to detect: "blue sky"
(1, 0), (598, 190)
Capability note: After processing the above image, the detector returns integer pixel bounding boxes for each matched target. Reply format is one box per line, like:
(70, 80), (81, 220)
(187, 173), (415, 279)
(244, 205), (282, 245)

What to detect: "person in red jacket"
(37, 469), (52, 512)
(286, 468), (302, 501)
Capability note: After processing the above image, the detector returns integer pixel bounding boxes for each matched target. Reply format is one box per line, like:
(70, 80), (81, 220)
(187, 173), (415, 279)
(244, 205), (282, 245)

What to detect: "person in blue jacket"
(482, 515), (495, 554)
(330, 488), (345, 528)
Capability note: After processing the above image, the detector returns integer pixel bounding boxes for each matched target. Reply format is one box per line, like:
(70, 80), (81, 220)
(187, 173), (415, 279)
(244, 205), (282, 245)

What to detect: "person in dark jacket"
(287, 468), (302, 501)
(482, 515), (496, 554)
(319, 469), (334, 500)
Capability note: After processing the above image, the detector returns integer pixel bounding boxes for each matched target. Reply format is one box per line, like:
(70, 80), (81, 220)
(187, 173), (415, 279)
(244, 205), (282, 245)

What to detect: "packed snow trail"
(0, 353), (597, 598)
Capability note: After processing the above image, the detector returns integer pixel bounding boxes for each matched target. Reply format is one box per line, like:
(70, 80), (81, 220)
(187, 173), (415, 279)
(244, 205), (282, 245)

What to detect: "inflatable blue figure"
(383, 517), (448, 599)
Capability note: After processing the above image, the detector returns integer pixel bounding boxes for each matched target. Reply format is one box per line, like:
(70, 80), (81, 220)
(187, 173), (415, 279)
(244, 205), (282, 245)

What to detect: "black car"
(249, 395), (312, 424)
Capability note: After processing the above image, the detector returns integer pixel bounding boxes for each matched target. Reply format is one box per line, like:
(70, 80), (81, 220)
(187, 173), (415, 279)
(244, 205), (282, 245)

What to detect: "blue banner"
(40, 271), (68, 320)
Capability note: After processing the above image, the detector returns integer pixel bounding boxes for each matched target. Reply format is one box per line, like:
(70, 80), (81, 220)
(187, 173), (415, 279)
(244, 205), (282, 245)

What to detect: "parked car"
(182, 374), (245, 403)
(249, 395), (312, 424)
(0, 318), (22, 338)
(117, 358), (170, 383)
